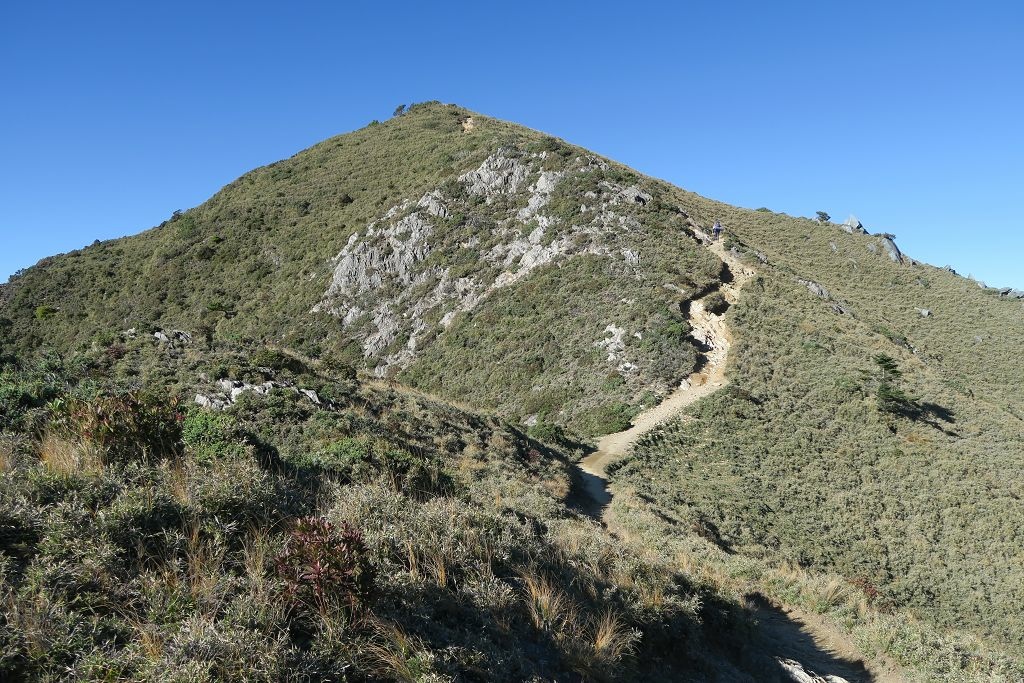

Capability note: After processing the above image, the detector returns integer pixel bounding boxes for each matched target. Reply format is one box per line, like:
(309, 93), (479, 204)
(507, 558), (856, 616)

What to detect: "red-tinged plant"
(275, 516), (375, 624)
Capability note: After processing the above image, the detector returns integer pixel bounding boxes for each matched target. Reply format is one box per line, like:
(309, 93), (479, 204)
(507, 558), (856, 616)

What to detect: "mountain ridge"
(2, 101), (1023, 681)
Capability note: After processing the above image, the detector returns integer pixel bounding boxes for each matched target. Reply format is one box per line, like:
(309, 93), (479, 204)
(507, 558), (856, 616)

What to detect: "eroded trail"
(578, 237), (754, 511)
(574, 236), (905, 682)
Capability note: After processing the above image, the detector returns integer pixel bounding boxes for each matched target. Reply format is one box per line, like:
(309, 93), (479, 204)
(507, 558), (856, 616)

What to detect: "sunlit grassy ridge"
(2, 102), (1023, 679)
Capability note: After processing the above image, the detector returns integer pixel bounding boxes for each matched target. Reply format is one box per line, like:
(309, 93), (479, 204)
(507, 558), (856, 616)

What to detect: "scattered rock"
(196, 378), (324, 411)
(828, 242), (838, 254)
(942, 265), (957, 275)
(153, 329), (192, 344)
(776, 657), (850, 683)
(217, 378), (241, 393)
(522, 414), (539, 428)
(917, 308), (932, 317)
(831, 303), (852, 316)
(194, 394), (226, 410)
(756, 251), (769, 264)
(797, 278), (831, 299)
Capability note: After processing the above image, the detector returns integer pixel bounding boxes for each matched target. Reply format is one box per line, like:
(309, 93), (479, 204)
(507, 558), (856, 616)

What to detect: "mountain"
(2, 102), (1023, 681)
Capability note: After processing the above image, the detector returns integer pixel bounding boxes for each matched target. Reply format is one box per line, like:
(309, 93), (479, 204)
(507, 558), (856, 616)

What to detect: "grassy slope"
(610, 188), (1024, 656)
(1, 103), (1023, 677)
(1, 103), (722, 435)
(0, 338), (811, 681)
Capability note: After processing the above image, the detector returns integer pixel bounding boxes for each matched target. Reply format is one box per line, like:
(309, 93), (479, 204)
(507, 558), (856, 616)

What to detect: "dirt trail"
(578, 235), (754, 504)
(575, 234), (905, 682)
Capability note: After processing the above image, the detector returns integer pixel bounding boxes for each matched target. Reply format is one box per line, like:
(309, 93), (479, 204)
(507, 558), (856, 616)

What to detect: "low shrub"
(181, 409), (246, 463)
(702, 291), (729, 315)
(47, 392), (182, 465)
(275, 517), (375, 626)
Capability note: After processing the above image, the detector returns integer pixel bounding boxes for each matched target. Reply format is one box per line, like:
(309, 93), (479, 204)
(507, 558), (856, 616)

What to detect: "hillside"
(2, 102), (1024, 681)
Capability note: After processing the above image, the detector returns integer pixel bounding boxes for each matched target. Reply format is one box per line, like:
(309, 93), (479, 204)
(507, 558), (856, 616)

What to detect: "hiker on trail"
(712, 221), (723, 241)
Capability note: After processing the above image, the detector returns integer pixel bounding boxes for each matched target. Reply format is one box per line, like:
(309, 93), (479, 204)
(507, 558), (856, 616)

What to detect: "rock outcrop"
(313, 148), (665, 376)
(841, 215), (867, 234)
(194, 378), (323, 411)
(876, 233), (903, 263)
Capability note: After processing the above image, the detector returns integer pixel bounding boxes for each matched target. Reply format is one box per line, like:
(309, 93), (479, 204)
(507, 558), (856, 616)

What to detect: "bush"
(33, 305), (58, 320)
(47, 392), (182, 465)
(181, 410), (246, 463)
(275, 517), (374, 625)
(251, 348), (304, 374)
(702, 292), (729, 315)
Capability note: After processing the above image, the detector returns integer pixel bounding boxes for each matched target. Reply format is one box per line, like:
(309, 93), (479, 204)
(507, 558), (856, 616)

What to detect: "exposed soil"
(578, 236), (754, 513)
(574, 233), (906, 682)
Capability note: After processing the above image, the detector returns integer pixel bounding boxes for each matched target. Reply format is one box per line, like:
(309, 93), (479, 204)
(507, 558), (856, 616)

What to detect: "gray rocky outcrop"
(195, 378), (324, 411)
(841, 215), (867, 234)
(875, 234), (903, 263)
(314, 148), (649, 376)
(416, 190), (448, 218)
(459, 150), (529, 198)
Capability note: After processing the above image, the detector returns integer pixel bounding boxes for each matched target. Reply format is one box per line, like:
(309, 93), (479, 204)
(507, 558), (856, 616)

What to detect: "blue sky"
(2, 1), (1022, 286)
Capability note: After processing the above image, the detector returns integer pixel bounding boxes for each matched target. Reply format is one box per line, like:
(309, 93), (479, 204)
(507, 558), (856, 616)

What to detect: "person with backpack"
(712, 220), (723, 241)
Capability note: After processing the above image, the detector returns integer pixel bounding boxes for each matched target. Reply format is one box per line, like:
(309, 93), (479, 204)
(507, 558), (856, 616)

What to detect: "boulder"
(217, 378), (241, 393)
(876, 234), (903, 263)
(917, 308), (932, 317)
(194, 394), (226, 411)
(299, 389), (322, 405)
(841, 215), (866, 234)
(776, 657), (850, 683)
(153, 331), (170, 343)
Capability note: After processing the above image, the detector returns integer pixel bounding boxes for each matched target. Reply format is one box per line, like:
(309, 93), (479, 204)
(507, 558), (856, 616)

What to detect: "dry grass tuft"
(362, 619), (432, 683)
(520, 570), (572, 634)
(37, 431), (103, 475)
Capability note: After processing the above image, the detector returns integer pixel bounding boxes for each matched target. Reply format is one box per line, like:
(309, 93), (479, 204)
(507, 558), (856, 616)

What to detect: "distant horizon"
(2, 1), (1021, 288)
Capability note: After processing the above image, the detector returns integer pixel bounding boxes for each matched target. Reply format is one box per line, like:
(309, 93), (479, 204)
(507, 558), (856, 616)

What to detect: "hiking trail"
(577, 233), (754, 516)
(574, 232), (906, 682)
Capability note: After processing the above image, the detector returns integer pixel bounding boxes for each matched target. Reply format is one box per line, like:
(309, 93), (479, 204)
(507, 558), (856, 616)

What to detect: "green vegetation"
(2, 102), (1023, 679)
(0, 344), (805, 681)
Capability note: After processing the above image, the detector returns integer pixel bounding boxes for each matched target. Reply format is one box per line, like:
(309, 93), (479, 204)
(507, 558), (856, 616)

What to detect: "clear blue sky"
(2, 1), (1022, 286)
